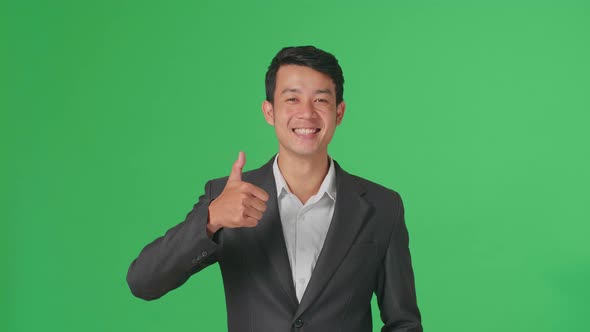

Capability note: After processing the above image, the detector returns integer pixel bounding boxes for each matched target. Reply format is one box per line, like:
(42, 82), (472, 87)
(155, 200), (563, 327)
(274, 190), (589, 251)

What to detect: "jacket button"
(201, 250), (208, 257)
(293, 319), (304, 328)
(191, 258), (199, 264)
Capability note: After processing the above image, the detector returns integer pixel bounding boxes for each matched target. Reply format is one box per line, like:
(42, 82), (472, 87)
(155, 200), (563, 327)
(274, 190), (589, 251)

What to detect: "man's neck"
(277, 151), (330, 205)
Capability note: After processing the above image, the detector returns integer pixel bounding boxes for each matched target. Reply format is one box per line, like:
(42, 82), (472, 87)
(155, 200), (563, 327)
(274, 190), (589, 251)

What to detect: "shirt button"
(293, 319), (304, 328)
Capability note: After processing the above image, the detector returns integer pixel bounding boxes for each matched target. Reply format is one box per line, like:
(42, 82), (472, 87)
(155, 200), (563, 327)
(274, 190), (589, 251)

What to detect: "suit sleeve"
(375, 191), (423, 332)
(126, 180), (222, 301)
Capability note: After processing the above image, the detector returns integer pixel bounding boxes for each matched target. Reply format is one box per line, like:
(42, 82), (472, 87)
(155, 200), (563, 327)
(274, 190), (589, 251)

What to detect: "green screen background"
(2, 0), (589, 331)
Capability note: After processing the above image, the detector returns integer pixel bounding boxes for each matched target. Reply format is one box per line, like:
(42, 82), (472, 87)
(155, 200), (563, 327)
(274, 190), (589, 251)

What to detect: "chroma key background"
(2, 1), (589, 331)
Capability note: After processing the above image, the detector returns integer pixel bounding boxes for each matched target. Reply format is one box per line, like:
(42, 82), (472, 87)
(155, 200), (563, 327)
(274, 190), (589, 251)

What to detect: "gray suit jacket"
(127, 155), (422, 332)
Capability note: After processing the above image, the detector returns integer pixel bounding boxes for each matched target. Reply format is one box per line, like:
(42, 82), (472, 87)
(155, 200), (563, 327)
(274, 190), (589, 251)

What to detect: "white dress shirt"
(272, 154), (337, 302)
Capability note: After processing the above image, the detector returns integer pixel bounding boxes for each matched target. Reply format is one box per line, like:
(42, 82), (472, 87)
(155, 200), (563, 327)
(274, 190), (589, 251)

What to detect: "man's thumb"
(228, 151), (246, 182)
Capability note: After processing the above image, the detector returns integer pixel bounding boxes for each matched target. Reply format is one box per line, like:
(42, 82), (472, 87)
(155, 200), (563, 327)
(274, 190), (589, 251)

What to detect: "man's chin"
(281, 147), (328, 159)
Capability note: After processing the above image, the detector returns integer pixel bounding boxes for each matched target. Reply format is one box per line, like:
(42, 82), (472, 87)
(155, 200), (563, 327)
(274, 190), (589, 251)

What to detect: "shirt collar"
(272, 153), (337, 202)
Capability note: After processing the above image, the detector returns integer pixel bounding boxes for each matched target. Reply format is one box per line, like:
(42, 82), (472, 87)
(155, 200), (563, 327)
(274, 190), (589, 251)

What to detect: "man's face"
(262, 64), (345, 159)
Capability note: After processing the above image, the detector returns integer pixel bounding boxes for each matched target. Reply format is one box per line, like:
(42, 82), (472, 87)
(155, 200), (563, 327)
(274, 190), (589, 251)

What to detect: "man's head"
(262, 46), (346, 160)
(265, 46), (344, 105)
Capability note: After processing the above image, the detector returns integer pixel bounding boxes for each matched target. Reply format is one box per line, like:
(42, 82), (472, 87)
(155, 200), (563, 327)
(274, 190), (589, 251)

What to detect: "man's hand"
(207, 151), (270, 237)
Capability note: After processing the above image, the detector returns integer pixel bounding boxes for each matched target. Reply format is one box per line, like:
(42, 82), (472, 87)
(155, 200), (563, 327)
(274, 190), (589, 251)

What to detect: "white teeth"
(293, 128), (319, 135)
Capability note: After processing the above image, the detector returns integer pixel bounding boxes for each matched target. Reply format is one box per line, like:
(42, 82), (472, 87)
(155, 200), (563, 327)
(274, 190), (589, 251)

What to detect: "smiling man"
(127, 46), (423, 332)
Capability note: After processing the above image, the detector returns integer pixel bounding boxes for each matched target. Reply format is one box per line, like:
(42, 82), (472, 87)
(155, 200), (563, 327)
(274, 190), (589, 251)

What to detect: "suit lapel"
(247, 155), (299, 307)
(294, 161), (370, 319)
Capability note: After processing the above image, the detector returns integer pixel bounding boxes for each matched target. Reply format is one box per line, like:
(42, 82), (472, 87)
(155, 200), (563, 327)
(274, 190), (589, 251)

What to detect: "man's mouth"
(292, 128), (321, 135)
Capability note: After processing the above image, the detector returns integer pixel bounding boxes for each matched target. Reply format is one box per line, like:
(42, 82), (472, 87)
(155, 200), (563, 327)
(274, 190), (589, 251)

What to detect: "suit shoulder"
(347, 172), (402, 202)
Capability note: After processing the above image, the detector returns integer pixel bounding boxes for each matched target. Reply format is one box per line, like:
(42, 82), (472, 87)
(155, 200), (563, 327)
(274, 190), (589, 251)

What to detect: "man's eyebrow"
(280, 88), (333, 95)
(315, 89), (333, 95)
(281, 88), (301, 94)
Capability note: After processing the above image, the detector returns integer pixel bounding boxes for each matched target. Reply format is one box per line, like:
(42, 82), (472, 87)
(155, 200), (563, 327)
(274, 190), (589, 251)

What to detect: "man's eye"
(286, 98), (297, 102)
(315, 99), (328, 103)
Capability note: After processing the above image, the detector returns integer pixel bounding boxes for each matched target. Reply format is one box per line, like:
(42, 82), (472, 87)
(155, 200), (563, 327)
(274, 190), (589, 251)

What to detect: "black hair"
(265, 46), (344, 105)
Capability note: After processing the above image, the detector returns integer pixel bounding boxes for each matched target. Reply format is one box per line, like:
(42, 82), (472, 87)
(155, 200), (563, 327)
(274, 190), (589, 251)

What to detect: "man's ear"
(262, 100), (275, 126)
(336, 101), (346, 125)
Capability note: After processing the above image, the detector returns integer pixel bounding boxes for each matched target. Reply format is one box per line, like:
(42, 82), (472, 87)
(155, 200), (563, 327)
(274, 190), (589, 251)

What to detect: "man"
(127, 46), (422, 331)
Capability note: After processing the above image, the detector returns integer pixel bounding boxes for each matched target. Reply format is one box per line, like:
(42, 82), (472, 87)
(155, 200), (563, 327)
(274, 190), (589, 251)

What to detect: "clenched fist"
(207, 151), (270, 237)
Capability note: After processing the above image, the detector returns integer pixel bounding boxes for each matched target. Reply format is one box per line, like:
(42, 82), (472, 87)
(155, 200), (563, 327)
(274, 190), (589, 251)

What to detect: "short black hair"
(265, 46), (344, 105)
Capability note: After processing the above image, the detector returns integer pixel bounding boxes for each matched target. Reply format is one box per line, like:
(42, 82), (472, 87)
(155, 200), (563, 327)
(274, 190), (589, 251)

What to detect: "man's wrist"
(206, 206), (223, 238)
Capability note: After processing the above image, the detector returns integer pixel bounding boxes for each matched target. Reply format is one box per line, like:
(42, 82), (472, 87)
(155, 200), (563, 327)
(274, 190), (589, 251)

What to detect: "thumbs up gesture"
(207, 152), (269, 236)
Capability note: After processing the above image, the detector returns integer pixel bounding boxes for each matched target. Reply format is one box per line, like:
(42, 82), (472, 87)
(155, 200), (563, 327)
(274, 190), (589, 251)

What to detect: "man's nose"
(297, 100), (316, 118)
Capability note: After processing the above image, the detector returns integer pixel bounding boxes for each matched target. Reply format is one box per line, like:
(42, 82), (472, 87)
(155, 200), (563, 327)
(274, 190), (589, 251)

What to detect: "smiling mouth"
(292, 128), (321, 135)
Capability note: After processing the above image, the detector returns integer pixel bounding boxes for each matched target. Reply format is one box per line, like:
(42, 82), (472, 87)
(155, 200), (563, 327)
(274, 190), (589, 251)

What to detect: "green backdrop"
(2, 0), (589, 331)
